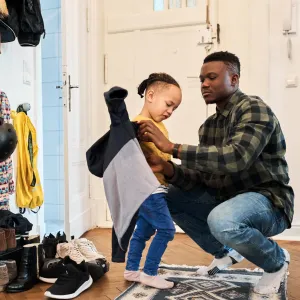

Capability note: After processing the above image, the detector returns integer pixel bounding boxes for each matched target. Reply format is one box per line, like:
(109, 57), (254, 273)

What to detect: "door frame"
(61, 0), (95, 240)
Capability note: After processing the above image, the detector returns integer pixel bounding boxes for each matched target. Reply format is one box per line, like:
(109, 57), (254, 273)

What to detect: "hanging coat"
(11, 110), (43, 211)
(0, 91), (14, 210)
(86, 86), (160, 250)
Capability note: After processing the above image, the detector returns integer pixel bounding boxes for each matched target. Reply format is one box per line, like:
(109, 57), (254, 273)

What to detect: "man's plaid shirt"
(168, 90), (294, 226)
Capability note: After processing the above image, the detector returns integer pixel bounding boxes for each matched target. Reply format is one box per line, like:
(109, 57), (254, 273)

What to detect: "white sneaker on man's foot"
(197, 249), (244, 276)
(254, 249), (290, 295)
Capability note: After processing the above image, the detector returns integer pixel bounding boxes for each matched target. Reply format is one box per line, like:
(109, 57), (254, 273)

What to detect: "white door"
(61, 0), (92, 239)
(102, 0), (215, 227)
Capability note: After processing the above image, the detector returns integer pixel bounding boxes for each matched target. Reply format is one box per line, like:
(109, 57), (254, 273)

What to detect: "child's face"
(146, 85), (182, 122)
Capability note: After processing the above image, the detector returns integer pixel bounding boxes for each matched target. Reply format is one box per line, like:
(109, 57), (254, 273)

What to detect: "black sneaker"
(42, 234), (58, 259)
(56, 232), (67, 244)
(86, 260), (106, 282)
(39, 258), (66, 283)
(44, 262), (93, 299)
(63, 256), (104, 282)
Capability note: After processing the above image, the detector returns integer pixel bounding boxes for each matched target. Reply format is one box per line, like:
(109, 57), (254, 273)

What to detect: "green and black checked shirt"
(168, 89), (294, 226)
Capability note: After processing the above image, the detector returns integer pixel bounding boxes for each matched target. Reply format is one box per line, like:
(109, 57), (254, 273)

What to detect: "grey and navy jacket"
(86, 87), (160, 262)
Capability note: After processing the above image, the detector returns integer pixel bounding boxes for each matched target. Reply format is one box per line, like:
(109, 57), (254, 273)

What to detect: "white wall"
(217, 0), (300, 239)
(0, 42), (44, 235)
(269, 0), (300, 239)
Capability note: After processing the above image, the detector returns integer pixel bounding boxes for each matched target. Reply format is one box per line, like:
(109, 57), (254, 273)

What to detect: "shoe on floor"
(56, 242), (87, 264)
(62, 256), (107, 282)
(6, 243), (40, 293)
(254, 249), (290, 295)
(56, 232), (67, 244)
(44, 261), (93, 299)
(86, 259), (108, 282)
(39, 258), (66, 283)
(197, 249), (244, 276)
(1, 260), (17, 282)
(42, 234), (58, 259)
(73, 238), (106, 262)
(0, 262), (9, 292)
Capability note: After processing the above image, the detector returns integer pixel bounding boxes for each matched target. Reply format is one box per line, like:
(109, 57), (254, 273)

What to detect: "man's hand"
(144, 152), (175, 178)
(145, 153), (164, 173)
(138, 120), (174, 154)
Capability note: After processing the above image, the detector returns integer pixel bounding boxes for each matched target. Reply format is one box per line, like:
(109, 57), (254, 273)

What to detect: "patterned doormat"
(116, 264), (288, 300)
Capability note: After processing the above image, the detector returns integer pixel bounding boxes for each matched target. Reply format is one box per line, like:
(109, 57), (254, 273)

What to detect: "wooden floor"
(0, 228), (299, 299)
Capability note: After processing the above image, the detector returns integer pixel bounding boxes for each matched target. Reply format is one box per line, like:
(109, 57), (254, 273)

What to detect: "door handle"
(68, 75), (79, 112)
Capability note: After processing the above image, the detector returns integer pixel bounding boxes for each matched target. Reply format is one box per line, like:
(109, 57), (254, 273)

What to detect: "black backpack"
(0, 0), (45, 46)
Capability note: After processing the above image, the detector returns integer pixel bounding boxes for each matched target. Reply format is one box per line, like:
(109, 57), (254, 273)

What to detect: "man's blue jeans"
(126, 192), (175, 276)
(167, 185), (289, 273)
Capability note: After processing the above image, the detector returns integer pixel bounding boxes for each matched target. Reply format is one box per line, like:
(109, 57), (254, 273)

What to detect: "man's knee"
(207, 205), (240, 243)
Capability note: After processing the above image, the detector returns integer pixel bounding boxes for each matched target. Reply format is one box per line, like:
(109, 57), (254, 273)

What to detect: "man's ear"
(231, 74), (239, 87)
(146, 89), (154, 103)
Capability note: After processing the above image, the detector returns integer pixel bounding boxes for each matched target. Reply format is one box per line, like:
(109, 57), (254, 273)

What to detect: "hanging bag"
(17, 0), (45, 46)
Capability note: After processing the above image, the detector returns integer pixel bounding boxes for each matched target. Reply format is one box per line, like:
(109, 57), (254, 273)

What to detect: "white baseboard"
(273, 224), (300, 241)
(96, 223), (300, 241)
(68, 207), (93, 239)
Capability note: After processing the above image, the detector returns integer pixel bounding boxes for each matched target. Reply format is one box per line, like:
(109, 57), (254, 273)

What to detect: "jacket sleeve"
(179, 100), (276, 175)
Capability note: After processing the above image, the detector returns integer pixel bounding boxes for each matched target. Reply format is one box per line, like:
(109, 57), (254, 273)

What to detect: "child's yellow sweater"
(134, 115), (171, 186)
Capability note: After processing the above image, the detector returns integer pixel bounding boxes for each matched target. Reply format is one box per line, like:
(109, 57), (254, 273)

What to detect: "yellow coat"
(11, 111), (44, 210)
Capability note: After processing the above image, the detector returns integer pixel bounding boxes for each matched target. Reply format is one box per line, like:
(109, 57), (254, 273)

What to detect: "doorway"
(101, 0), (212, 228)
(41, 0), (64, 234)
(40, 0), (92, 239)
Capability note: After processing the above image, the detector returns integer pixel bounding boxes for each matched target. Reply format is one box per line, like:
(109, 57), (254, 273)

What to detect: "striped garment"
(0, 91), (14, 210)
(168, 89), (294, 226)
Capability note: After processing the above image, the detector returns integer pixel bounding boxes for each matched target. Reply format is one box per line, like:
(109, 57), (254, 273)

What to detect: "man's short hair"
(204, 51), (241, 77)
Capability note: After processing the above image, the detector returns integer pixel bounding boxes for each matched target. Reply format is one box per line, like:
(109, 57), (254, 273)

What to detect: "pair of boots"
(0, 228), (16, 253)
(42, 232), (67, 259)
(5, 243), (43, 293)
(0, 260), (17, 291)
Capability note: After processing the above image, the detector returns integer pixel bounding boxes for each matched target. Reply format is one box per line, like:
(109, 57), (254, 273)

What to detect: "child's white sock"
(124, 270), (141, 282)
(140, 272), (174, 289)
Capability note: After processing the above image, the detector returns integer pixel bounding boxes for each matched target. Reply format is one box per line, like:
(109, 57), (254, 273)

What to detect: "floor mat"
(116, 264), (288, 300)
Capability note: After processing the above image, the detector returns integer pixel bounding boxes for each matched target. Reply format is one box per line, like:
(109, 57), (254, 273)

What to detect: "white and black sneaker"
(197, 249), (244, 276)
(44, 261), (93, 299)
(39, 258), (66, 283)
